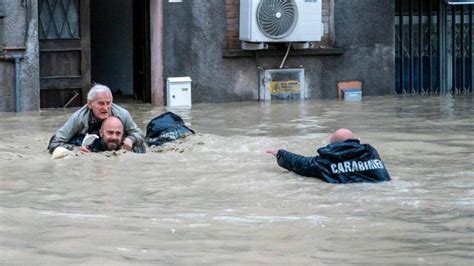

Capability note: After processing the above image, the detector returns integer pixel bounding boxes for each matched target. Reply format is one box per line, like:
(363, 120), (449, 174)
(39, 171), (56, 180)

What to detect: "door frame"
(150, 0), (164, 106)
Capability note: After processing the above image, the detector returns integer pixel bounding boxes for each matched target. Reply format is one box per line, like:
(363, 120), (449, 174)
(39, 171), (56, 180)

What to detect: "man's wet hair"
(87, 83), (113, 101)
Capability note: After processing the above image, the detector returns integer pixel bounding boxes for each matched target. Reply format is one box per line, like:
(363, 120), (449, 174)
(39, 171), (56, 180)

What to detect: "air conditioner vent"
(240, 0), (323, 49)
(256, 0), (298, 39)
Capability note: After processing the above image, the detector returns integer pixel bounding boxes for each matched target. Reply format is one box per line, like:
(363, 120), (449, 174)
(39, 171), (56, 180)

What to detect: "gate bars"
(396, 0), (473, 94)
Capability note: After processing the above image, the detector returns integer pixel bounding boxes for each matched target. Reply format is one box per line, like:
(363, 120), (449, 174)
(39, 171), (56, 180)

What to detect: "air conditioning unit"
(240, 0), (323, 50)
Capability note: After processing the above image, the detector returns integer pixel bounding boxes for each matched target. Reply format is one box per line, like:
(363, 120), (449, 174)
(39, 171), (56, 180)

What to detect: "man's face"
(88, 92), (112, 120)
(100, 120), (124, 151)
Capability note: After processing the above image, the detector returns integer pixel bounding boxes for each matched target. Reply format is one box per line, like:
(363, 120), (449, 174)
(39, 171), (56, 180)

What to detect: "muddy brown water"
(0, 96), (473, 264)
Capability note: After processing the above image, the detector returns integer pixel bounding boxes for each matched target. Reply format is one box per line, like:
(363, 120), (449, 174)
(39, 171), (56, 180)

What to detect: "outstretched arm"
(273, 149), (325, 179)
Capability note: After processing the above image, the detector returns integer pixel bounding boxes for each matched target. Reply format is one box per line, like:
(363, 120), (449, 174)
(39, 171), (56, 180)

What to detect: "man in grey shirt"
(48, 84), (145, 153)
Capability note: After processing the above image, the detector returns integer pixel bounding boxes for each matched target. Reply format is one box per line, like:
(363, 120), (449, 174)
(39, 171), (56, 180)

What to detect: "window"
(38, 0), (80, 39)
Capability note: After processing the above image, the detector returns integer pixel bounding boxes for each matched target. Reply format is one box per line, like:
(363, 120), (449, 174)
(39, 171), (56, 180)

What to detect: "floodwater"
(0, 95), (473, 264)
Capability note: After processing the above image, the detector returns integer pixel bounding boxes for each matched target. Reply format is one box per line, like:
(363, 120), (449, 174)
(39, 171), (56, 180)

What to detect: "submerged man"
(267, 129), (391, 184)
(47, 84), (145, 153)
(83, 116), (125, 152)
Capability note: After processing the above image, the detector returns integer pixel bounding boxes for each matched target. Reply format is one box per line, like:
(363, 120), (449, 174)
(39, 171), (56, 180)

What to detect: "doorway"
(90, 0), (151, 102)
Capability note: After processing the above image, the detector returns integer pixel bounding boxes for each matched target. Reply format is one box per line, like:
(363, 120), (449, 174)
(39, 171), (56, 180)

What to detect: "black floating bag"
(146, 112), (195, 146)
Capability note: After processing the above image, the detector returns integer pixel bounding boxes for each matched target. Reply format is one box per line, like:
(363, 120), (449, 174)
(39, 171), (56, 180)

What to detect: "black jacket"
(276, 139), (391, 184)
(146, 112), (194, 146)
(87, 138), (146, 153)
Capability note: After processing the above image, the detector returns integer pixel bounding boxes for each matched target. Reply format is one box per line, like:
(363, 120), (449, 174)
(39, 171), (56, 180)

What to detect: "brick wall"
(225, 0), (332, 50)
(225, 0), (240, 49)
(321, 0), (331, 43)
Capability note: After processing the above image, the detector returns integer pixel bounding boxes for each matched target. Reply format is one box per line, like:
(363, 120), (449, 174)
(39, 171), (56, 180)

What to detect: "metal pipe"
(470, 6), (473, 92)
(439, 1), (447, 94)
(399, 0), (404, 93)
(461, 5), (465, 91)
(438, 0), (442, 93)
(429, 0), (432, 92)
(452, 5), (456, 93)
(419, 0), (423, 92)
(279, 42), (292, 69)
(14, 54), (22, 112)
(10, 53), (24, 112)
(1, 52), (24, 112)
(409, 0), (414, 92)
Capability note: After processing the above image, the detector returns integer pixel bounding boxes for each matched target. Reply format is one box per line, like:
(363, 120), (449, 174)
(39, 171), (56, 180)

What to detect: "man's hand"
(79, 146), (90, 153)
(122, 137), (134, 151)
(266, 148), (278, 157)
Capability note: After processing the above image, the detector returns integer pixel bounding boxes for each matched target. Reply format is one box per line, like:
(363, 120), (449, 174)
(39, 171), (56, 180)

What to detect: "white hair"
(87, 84), (113, 101)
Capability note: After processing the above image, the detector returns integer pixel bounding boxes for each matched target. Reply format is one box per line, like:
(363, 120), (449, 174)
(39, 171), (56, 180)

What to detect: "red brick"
(226, 10), (237, 19)
(226, 18), (238, 25)
(226, 23), (238, 31)
(226, 29), (239, 37)
(227, 38), (240, 49)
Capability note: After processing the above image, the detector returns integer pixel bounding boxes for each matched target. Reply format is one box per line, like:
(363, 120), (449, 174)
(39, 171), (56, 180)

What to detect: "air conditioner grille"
(256, 0), (298, 39)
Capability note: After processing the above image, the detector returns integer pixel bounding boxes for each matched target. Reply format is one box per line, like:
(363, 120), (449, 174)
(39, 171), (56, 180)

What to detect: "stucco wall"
(163, 1), (256, 103)
(0, 0), (39, 112)
(162, 0), (395, 103)
(327, 0), (395, 97)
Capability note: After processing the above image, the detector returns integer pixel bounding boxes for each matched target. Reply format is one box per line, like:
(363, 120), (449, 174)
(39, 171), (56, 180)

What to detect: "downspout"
(0, 0), (30, 112)
(13, 53), (23, 112)
(3, 48), (25, 112)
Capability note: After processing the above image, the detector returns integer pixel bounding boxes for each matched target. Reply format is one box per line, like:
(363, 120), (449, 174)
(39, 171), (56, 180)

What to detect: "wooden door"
(39, 0), (90, 108)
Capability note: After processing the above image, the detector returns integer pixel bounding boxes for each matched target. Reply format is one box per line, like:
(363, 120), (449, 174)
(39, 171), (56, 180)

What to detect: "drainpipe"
(3, 47), (26, 112)
(13, 53), (23, 112)
(0, 1), (30, 112)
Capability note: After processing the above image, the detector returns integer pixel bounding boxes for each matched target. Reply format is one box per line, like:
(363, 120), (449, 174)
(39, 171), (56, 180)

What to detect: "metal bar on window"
(409, 0), (414, 92)
(429, 0), (433, 92)
(469, 5), (474, 92)
(399, 0), (404, 93)
(419, 0), (423, 92)
(452, 5), (457, 93)
(438, 0), (443, 93)
(393, 0), (474, 95)
(461, 5), (465, 91)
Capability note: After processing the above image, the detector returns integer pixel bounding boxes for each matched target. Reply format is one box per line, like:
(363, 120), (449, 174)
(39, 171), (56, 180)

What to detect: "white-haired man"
(48, 84), (145, 153)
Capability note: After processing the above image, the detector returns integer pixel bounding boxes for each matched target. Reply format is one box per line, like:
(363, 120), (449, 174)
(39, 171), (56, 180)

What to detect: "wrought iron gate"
(396, 0), (473, 94)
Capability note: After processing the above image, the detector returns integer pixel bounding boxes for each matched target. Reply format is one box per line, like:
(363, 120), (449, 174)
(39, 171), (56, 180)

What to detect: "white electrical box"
(166, 77), (192, 107)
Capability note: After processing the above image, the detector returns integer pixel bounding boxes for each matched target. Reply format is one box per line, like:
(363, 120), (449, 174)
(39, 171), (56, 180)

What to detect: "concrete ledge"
(223, 46), (346, 58)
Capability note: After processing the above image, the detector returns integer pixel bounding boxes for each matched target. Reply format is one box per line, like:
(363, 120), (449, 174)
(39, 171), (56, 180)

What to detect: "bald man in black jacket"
(267, 129), (391, 184)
